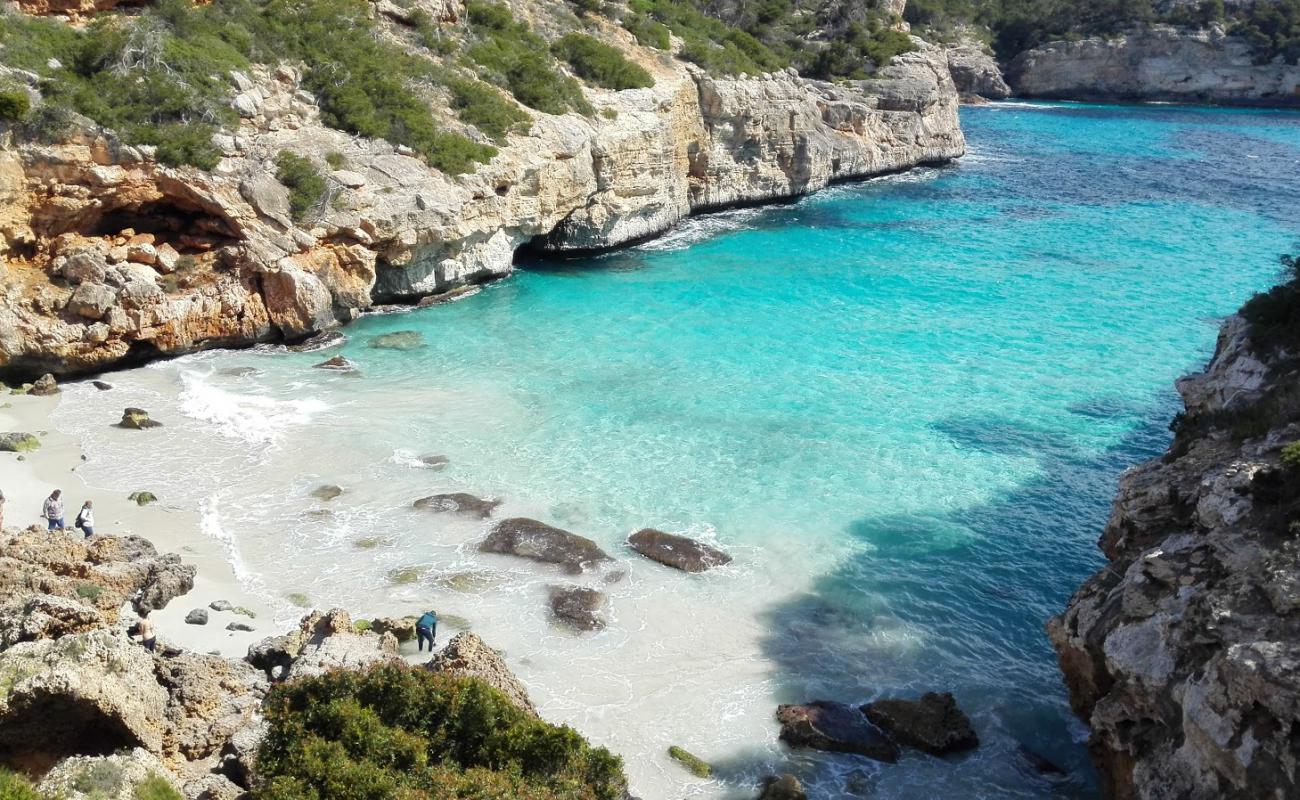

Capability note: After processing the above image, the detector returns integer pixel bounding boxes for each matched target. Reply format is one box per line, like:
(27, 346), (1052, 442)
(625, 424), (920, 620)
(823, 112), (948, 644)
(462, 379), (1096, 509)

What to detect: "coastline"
(0, 390), (271, 657)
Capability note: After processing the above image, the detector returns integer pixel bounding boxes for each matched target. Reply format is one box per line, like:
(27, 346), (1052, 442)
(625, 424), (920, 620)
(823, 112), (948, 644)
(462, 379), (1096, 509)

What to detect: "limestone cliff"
(1007, 25), (1300, 107)
(1049, 311), (1300, 799)
(0, 10), (963, 380)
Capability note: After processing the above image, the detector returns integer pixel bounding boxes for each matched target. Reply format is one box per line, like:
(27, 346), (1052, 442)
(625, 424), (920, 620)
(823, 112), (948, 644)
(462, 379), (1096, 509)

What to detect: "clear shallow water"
(56, 102), (1300, 798)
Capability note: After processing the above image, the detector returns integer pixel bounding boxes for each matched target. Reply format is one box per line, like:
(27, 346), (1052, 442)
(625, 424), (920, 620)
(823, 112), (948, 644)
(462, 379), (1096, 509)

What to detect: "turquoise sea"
(57, 101), (1300, 798)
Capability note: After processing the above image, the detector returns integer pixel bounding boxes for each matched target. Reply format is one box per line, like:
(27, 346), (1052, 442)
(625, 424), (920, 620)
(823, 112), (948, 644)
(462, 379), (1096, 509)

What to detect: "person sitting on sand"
(42, 489), (64, 531)
(74, 500), (94, 538)
(416, 610), (437, 652)
(136, 610), (157, 652)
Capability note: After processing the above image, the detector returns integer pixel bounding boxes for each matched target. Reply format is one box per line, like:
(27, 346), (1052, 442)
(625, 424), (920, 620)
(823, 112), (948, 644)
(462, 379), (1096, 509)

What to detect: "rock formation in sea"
(1050, 308), (1300, 798)
(944, 37), (1011, 102)
(1006, 25), (1300, 107)
(0, 0), (964, 380)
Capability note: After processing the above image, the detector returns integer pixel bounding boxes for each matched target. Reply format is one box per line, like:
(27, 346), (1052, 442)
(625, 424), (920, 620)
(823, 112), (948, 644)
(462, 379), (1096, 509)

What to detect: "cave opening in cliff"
(0, 696), (145, 767)
(85, 200), (238, 254)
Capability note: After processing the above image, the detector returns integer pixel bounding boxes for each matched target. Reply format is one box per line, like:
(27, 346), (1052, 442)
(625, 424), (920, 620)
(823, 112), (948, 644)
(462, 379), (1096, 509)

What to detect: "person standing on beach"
(416, 610), (437, 652)
(0, 489), (5, 531)
(74, 500), (94, 538)
(42, 490), (64, 531)
(137, 610), (157, 652)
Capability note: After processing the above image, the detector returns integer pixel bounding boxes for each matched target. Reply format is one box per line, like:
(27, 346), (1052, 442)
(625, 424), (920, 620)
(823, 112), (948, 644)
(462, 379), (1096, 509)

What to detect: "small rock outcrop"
(775, 701), (899, 763)
(860, 692), (978, 755)
(309, 484), (343, 501)
(413, 492), (501, 519)
(184, 608), (208, 625)
(1050, 311), (1300, 799)
(29, 373), (59, 395)
(1007, 26), (1300, 106)
(627, 528), (732, 572)
(548, 586), (606, 631)
(0, 432), (40, 452)
(946, 39), (1011, 101)
(426, 631), (538, 715)
(246, 608), (399, 681)
(117, 408), (161, 429)
(369, 615), (417, 642)
(479, 517), (612, 574)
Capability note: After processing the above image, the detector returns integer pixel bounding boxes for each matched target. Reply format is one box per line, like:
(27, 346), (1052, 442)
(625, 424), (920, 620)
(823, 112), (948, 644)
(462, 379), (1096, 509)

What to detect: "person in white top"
(75, 501), (94, 538)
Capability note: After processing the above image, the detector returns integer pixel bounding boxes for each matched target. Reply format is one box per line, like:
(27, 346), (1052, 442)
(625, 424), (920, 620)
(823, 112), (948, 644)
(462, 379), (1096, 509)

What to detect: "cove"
(55, 101), (1300, 799)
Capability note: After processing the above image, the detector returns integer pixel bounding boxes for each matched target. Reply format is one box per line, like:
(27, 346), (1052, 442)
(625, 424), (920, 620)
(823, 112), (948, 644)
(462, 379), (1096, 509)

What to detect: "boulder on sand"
(628, 528), (732, 572)
(479, 518), (611, 574)
(548, 586), (606, 631)
(775, 701), (899, 763)
(185, 609), (209, 625)
(861, 691), (978, 756)
(0, 432), (40, 452)
(30, 374), (59, 396)
(413, 492), (501, 519)
(118, 408), (161, 429)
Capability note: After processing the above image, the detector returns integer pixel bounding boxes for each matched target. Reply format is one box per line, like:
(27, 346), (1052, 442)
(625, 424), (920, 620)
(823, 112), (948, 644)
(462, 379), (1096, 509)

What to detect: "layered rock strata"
(1007, 26), (1300, 107)
(1050, 314), (1300, 799)
(0, 24), (963, 379)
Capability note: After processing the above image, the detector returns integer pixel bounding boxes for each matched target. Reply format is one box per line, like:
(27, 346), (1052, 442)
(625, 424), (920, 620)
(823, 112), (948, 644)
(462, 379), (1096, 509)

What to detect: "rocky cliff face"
(0, 12), (963, 380)
(1049, 314), (1300, 800)
(1006, 25), (1300, 106)
(945, 39), (1011, 101)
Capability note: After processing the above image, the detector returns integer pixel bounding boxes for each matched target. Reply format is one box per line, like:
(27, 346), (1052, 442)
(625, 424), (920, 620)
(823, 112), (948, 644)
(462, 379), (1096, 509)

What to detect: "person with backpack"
(74, 500), (94, 538)
(42, 490), (64, 531)
(416, 610), (437, 652)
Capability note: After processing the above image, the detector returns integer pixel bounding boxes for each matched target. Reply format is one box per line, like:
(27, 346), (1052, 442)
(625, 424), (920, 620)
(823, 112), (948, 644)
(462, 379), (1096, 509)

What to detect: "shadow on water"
(709, 397), (1180, 799)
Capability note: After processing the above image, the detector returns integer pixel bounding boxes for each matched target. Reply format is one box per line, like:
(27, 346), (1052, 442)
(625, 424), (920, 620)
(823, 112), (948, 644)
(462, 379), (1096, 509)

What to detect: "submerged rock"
(479, 518), (611, 574)
(128, 491), (157, 506)
(91, 380), (113, 391)
(417, 454), (450, 470)
(310, 484), (343, 501)
(288, 330), (346, 352)
(312, 355), (355, 371)
(861, 692), (978, 755)
(427, 632), (537, 715)
(1018, 745), (1066, 777)
(369, 330), (425, 350)
(226, 621), (255, 632)
(775, 702), (899, 763)
(118, 408), (161, 429)
(758, 774), (807, 800)
(548, 586), (606, 631)
(0, 432), (40, 452)
(627, 528), (732, 572)
(413, 492), (501, 519)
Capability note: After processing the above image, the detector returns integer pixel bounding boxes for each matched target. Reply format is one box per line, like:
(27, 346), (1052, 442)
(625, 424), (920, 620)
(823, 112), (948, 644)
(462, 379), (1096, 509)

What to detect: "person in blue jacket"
(416, 610), (437, 652)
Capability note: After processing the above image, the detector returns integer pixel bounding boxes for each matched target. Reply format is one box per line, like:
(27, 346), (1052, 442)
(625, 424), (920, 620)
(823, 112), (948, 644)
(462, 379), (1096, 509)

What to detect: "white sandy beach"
(0, 386), (274, 656)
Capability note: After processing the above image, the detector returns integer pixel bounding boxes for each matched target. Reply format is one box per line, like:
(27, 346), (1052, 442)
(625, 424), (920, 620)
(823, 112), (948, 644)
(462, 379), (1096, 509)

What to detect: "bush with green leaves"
(133, 774), (182, 800)
(0, 90), (31, 122)
(552, 33), (654, 90)
(1241, 255), (1300, 356)
(253, 664), (626, 800)
(443, 74), (531, 143)
(466, 2), (593, 115)
(274, 151), (327, 222)
(0, 769), (41, 800)
(622, 0), (787, 75)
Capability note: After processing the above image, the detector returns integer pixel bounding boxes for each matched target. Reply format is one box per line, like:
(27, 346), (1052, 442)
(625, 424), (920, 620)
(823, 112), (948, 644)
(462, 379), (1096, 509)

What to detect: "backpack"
(74, 510), (86, 529)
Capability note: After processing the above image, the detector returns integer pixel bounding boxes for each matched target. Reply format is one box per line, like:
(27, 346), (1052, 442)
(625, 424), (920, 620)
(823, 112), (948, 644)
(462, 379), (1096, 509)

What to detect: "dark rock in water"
(30, 374), (59, 396)
(289, 330), (346, 352)
(91, 380), (113, 391)
(413, 492), (501, 519)
(313, 355), (355, 371)
(310, 484), (343, 501)
(118, 407), (161, 429)
(628, 528), (732, 573)
(0, 432), (40, 452)
(418, 454), (449, 470)
(1018, 745), (1066, 777)
(480, 518), (611, 573)
(548, 586), (606, 631)
(209, 600), (233, 612)
(226, 621), (255, 632)
(861, 692), (978, 756)
(128, 491), (158, 506)
(758, 774), (807, 800)
(775, 702), (899, 763)
(369, 330), (425, 350)
(219, 366), (261, 378)
(185, 608), (209, 625)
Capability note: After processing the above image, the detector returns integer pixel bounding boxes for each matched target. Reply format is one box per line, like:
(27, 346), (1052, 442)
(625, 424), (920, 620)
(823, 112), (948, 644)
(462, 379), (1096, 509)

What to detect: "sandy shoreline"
(0, 385), (274, 656)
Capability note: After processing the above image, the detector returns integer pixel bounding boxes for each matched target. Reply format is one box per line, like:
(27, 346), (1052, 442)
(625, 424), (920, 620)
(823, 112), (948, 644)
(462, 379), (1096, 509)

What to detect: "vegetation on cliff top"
(254, 664), (625, 800)
(906, 0), (1300, 63)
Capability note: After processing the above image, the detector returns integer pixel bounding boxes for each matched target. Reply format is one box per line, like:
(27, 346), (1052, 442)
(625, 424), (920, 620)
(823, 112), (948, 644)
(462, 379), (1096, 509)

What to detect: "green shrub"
(324, 151), (346, 169)
(76, 583), (104, 602)
(253, 664), (626, 800)
(134, 774), (183, 800)
(71, 759), (124, 795)
(466, 1), (593, 115)
(1281, 441), (1300, 469)
(275, 151), (328, 222)
(354, 618), (374, 632)
(285, 592), (312, 608)
(623, 0), (787, 75)
(444, 75), (531, 143)
(622, 13), (671, 49)
(552, 33), (654, 90)
(0, 91), (30, 122)
(0, 768), (41, 800)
